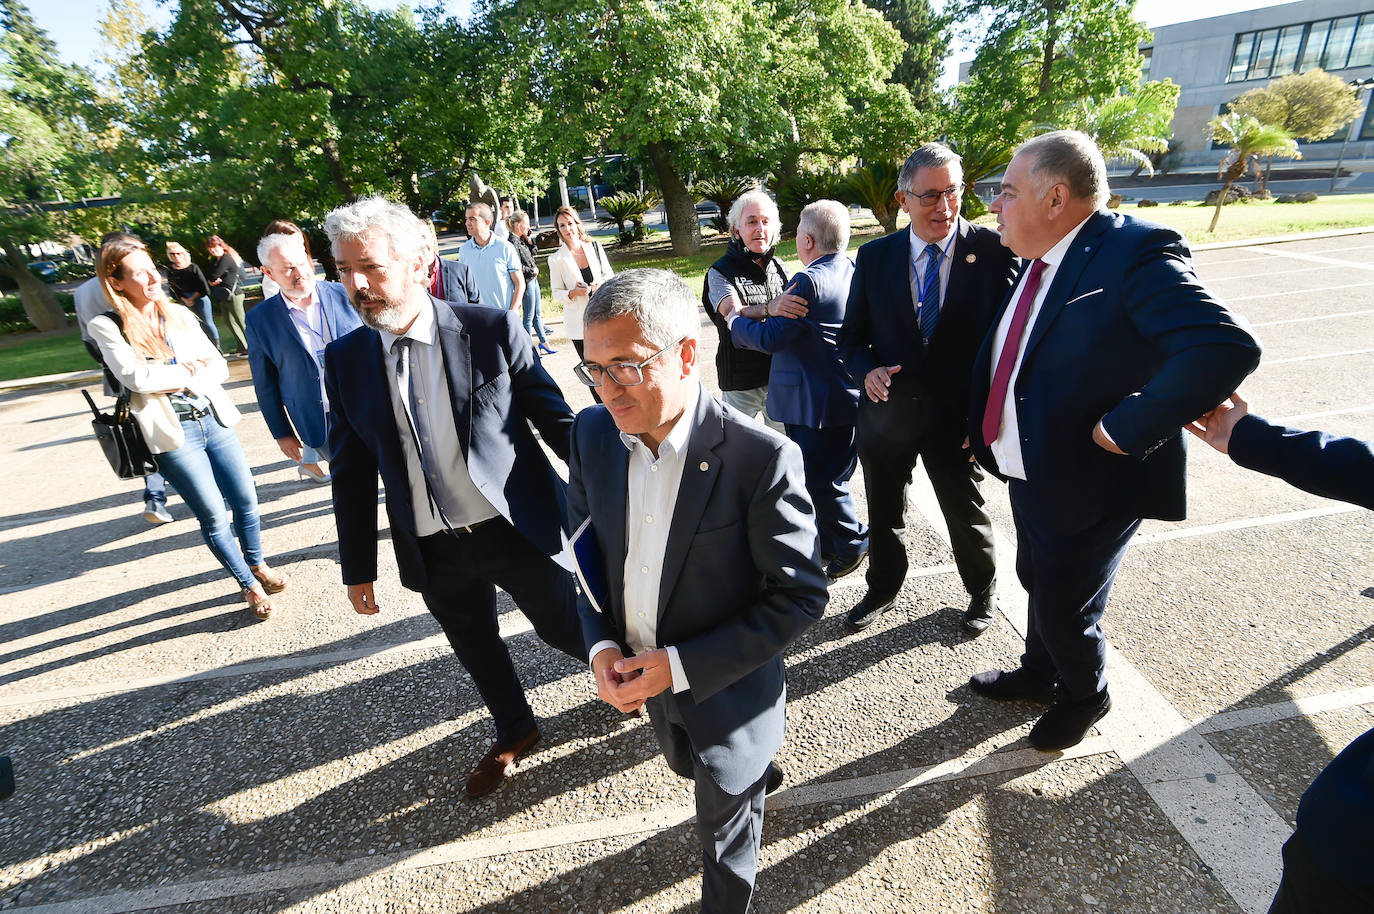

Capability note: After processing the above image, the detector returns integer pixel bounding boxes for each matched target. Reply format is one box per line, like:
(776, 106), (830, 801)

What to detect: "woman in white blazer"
(547, 205), (614, 360)
(89, 237), (287, 619)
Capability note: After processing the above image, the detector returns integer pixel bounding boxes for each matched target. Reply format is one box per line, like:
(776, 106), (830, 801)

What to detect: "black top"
(163, 262), (212, 301)
(579, 264), (594, 284)
(513, 234), (539, 282)
(207, 253), (241, 293)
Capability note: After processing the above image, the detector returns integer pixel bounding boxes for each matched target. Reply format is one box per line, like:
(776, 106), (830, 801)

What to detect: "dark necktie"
(392, 337), (453, 531)
(918, 242), (942, 344)
(981, 259), (1048, 447)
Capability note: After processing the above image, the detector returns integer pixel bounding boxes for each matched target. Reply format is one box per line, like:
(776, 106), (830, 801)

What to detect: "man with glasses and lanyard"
(247, 230), (363, 483)
(839, 142), (1019, 635)
(567, 269), (828, 913)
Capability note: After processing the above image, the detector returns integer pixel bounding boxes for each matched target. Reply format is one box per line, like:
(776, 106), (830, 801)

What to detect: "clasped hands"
(592, 647), (672, 713)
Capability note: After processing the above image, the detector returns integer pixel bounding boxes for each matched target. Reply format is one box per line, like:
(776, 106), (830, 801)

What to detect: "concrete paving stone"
(1206, 704), (1374, 827)
(1245, 312), (1374, 362)
(1106, 513), (1374, 720)
(1237, 353), (1374, 420)
(125, 754), (1242, 914)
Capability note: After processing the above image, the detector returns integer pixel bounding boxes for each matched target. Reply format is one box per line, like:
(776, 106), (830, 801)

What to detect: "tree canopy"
(1230, 68), (1361, 143)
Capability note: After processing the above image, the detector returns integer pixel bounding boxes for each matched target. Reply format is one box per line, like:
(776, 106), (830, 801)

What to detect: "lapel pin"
(1084, 245), (1092, 253)
(699, 461), (709, 472)
(966, 253), (976, 263)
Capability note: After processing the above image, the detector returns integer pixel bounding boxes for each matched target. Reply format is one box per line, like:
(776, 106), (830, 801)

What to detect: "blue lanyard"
(290, 303), (328, 349)
(910, 237), (949, 304)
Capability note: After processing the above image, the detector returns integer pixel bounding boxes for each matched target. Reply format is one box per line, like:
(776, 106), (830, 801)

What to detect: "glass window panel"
(1323, 16), (1358, 69)
(1360, 99), (1374, 141)
(1140, 47), (1152, 82)
(1300, 21), (1331, 71)
(1350, 15), (1374, 68)
(1273, 25), (1304, 75)
(1251, 28), (1279, 78)
(1229, 32), (1256, 82)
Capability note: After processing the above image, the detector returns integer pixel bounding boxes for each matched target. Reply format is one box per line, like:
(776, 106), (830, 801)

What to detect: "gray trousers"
(649, 695), (770, 914)
(722, 386), (784, 435)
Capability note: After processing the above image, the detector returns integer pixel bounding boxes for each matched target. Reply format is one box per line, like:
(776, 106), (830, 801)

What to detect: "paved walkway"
(1, 232), (1371, 912)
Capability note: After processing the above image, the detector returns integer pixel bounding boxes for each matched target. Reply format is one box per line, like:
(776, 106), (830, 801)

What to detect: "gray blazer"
(567, 386), (828, 794)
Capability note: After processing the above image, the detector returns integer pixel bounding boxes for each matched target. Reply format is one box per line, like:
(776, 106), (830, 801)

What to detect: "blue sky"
(35, 0), (1283, 77)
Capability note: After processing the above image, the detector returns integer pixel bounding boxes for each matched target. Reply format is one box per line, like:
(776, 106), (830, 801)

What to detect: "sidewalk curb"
(1191, 224), (1374, 251)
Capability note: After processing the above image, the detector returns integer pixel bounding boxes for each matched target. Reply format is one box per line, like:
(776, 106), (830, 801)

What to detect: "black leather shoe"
(962, 595), (996, 636)
(1029, 689), (1111, 751)
(846, 591), (896, 631)
(765, 763), (784, 795)
(968, 668), (1056, 703)
(825, 550), (867, 582)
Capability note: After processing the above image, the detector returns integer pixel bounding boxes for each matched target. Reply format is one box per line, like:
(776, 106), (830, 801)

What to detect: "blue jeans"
(521, 281), (549, 344)
(186, 296), (219, 346)
(143, 472), (166, 504)
(300, 443), (325, 465)
(155, 415), (264, 589)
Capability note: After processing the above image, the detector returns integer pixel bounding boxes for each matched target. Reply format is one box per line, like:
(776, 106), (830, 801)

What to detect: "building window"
(1229, 12), (1374, 82)
(1141, 46), (1152, 82)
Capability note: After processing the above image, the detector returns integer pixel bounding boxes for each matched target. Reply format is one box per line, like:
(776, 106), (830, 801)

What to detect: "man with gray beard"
(322, 196), (583, 799)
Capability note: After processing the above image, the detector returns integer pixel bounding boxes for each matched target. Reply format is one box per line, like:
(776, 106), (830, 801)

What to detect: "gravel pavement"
(0, 231), (1371, 913)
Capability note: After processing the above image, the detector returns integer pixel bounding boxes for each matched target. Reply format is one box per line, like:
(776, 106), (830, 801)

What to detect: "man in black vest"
(840, 142), (1018, 636)
(701, 189), (795, 433)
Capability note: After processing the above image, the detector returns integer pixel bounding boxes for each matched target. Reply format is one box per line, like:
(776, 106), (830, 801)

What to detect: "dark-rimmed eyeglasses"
(908, 184), (965, 207)
(573, 337), (685, 387)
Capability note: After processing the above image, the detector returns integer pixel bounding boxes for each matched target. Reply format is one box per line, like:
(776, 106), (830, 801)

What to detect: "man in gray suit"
(567, 269), (828, 913)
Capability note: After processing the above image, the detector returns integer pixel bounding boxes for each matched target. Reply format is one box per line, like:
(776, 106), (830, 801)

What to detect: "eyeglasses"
(574, 337), (685, 388)
(907, 184), (965, 207)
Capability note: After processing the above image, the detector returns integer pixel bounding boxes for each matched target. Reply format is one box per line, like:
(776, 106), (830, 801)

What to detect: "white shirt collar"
(377, 296), (436, 352)
(908, 221), (957, 257)
(1039, 213), (1096, 268)
(619, 379), (701, 459)
(283, 285), (319, 313)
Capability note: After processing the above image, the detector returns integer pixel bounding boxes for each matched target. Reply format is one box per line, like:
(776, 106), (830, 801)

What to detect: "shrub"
(598, 191), (662, 246)
(695, 177), (757, 234)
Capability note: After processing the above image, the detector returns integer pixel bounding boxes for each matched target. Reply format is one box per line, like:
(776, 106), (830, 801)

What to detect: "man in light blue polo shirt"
(459, 202), (525, 311)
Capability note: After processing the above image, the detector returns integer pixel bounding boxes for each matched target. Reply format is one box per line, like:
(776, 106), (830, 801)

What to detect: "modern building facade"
(1145, 1), (1374, 169)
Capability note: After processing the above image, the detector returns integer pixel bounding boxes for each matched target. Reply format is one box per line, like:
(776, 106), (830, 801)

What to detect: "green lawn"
(5, 196), (1372, 383)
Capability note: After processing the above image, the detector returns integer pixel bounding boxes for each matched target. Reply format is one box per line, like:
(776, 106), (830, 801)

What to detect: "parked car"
(27, 261), (58, 283)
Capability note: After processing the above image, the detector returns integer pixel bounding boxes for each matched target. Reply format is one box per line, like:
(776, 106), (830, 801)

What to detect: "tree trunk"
(1209, 180), (1233, 233)
(1038, 0), (1060, 99)
(1, 234), (67, 331)
(645, 140), (700, 256)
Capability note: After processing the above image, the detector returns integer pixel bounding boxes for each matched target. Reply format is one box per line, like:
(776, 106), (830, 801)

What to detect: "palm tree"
(1206, 113), (1300, 232)
(598, 191), (662, 245)
(1068, 82), (1179, 177)
(841, 161), (902, 234)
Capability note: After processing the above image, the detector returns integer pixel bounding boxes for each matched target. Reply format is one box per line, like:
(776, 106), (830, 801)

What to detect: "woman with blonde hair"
(88, 237), (287, 619)
(547, 206), (613, 396)
(206, 234), (248, 353)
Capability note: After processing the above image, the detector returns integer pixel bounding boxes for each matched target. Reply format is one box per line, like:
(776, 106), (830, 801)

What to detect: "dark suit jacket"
(326, 296), (575, 591)
(730, 252), (858, 428)
(567, 388), (829, 794)
(1230, 415), (1373, 510)
(245, 281), (363, 449)
(840, 218), (1018, 444)
(968, 211), (1263, 530)
(436, 257), (482, 307)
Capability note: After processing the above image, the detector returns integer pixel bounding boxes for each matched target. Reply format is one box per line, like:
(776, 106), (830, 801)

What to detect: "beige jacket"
(88, 311), (240, 453)
(548, 239), (614, 340)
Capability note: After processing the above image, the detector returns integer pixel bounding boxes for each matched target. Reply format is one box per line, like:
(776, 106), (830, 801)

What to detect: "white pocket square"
(1065, 288), (1105, 306)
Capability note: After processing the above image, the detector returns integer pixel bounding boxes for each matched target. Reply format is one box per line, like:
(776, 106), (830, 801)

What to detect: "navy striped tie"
(918, 242), (941, 344)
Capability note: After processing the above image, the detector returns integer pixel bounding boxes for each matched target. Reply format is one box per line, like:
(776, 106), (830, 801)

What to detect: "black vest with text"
(702, 238), (785, 391)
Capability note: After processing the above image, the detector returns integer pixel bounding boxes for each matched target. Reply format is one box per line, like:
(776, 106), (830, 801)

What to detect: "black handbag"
(83, 388), (158, 479)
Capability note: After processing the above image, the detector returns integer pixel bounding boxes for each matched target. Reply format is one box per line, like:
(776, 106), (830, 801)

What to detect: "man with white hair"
(245, 230), (362, 483)
(967, 130), (1261, 751)
(569, 268), (827, 913)
(701, 190), (799, 432)
(322, 196), (583, 798)
(730, 200), (868, 581)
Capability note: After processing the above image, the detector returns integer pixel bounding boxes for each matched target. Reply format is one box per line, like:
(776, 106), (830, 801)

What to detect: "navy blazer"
(566, 388), (828, 794)
(730, 252), (858, 428)
(245, 281), (363, 449)
(325, 297), (576, 591)
(1230, 415), (1373, 510)
(969, 211), (1262, 530)
(840, 218), (1018, 442)
(436, 257), (482, 307)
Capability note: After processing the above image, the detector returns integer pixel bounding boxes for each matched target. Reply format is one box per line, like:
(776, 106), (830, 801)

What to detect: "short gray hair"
(585, 268), (699, 349)
(1016, 130), (1109, 208)
(899, 142), (962, 193)
(727, 189), (779, 244)
(256, 232), (305, 267)
(324, 195), (427, 264)
(466, 202), (493, 225)
(798, 200), (850, 254)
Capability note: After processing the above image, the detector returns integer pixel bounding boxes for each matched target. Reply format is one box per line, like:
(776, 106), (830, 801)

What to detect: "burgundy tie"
(981, 259), (1048, 447)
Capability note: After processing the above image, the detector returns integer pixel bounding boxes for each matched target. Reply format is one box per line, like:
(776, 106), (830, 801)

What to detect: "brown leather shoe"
(465, 727), (541, 798)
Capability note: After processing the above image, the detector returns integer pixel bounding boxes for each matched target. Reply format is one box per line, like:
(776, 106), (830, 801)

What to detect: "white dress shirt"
(284, 288), (331, 412)
(377, 299), (499, 536)
(587, 381), (700, 693)
(908, 224), (956, 313)
(987, 214), (1094, 480)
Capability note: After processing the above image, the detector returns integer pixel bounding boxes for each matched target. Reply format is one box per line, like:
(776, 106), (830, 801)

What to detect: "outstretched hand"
(1186, 391), (1250, 455)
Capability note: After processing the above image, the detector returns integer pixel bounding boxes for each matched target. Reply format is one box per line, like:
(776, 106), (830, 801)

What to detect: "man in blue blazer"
(568, 269), (828, 913)
(731, 199), (868, 579)
(246, 231), (363, 482)
(421, 220), (482, 307)
(967, 131), (1262, 751)
(322, 196), (583, 798)
(840, 142), (1019, 635)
